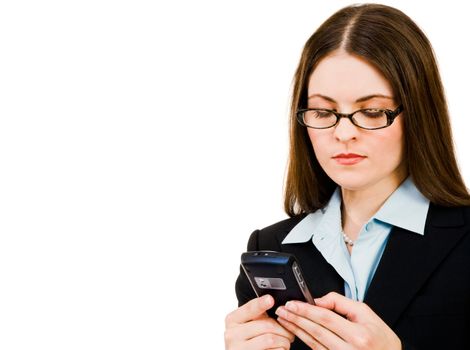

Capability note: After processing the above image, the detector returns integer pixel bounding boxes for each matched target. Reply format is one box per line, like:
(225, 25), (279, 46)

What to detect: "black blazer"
(235, 203), (470, 349)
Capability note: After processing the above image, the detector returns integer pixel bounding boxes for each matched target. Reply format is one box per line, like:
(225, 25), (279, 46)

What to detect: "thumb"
(225, 295), (274, 326)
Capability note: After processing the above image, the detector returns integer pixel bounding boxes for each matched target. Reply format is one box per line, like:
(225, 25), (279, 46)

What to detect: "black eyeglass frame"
(296, 105), (404, 130)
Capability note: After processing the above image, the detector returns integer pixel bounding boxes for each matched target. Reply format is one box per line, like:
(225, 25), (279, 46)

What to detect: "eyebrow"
(308, 93), (394, 103)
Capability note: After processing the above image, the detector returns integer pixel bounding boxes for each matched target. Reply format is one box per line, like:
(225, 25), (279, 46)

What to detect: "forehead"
(308, 51), (393, 102)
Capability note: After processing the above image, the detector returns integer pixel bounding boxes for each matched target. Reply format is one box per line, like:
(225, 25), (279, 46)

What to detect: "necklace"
(342, 232), (355, 246)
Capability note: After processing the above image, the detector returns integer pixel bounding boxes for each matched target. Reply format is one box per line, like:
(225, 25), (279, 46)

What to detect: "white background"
(0, 0), (468, 349)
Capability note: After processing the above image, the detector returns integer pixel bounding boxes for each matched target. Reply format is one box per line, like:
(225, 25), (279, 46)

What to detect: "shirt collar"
(282, 177), (430, 245)
(374, 177), (429, 234)
(282, 188), (341, 244)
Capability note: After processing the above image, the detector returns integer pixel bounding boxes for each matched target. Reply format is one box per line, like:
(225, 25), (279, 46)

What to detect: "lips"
(332, 153), (366, 165)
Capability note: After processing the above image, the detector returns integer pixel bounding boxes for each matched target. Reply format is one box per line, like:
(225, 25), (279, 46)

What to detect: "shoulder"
(246, 214), (308, 251)
(427, 203), (470, 227)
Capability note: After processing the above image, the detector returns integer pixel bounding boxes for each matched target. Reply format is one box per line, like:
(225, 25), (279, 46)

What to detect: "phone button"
(293, 265), (303, 282)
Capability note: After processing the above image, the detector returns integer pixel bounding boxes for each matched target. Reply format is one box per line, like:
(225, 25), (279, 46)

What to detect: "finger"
(276, 303), (347, 350)
(315, 292), (373, 322)
(225, 295), (274, 326)
(277, 317), (328, 350)
(246, 333), (291, 350)
(225, 319), (292, 349)
(235, 318), (294, 341)
(282, 300), (356, 342)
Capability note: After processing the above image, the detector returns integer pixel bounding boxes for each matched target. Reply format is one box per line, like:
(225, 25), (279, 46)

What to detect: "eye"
(313, 110), (334, 118)
(361, 109), (385, 118)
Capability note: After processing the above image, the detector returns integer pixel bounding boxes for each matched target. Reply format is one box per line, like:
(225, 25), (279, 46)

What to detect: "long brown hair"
(284, 3), (470, 216)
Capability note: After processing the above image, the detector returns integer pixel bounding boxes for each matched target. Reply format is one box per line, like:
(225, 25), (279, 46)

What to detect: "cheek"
(307, 129), (330, 158)
(369, 127), (405, 163)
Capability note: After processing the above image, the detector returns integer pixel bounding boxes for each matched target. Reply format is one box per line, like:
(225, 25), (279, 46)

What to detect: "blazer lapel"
(364, 204), (468, 326)
(283, 242), (344, 298)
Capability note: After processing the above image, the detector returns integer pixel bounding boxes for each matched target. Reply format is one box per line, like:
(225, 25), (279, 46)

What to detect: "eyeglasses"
(296, 105), (403, 130)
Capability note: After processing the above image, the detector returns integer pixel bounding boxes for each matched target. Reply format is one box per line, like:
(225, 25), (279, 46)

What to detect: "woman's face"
(306, 51), (407, 192)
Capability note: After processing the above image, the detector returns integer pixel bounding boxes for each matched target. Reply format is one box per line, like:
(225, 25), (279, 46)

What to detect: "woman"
(224, 3), (470, 350)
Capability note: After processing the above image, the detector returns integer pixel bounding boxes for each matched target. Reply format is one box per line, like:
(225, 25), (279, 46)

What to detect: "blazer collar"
(364, 204), (468, 326)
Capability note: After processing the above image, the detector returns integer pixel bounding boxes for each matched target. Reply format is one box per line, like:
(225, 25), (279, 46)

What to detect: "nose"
(333, 116), (359, 142)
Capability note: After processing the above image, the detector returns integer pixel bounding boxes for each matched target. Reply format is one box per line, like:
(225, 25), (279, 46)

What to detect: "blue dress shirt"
(281, 178), (430, 301)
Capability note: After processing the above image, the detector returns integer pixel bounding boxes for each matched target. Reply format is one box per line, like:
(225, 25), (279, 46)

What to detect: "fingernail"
(275, 307), (286, 318)
(263, 295), (273, 307)
(285, 301), (297, 312)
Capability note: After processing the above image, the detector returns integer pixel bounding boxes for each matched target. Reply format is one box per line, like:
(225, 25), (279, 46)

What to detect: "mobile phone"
(241, 251), (315, 312)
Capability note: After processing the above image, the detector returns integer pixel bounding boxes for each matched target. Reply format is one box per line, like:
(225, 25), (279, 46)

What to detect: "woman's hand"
(275, 292), (401, 350)
(225, 294), (295, 350)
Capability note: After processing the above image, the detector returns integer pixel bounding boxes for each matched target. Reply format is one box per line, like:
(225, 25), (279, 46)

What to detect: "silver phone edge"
(240, 263), (260, 298)
(292, 262), (315, 305)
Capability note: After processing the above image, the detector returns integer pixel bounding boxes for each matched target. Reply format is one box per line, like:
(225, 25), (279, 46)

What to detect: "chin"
(327, 172), (374, 191)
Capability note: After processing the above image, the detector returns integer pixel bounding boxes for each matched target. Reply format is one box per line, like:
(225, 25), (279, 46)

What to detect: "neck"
(341, 174), (407, 228)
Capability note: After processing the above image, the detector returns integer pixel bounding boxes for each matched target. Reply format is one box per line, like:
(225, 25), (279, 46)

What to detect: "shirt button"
(365, 222), (372, 231)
